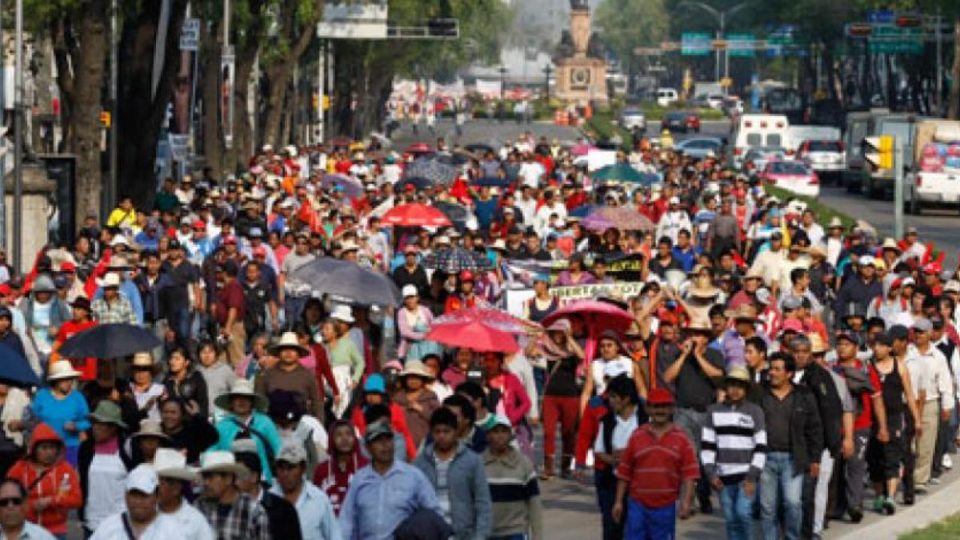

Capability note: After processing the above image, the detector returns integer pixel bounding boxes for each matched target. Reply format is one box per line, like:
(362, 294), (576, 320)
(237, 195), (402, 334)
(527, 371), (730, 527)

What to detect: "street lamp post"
(543, 64), (553, 99)
(677, 1), (750, 86)
(499, 66), (507, 101)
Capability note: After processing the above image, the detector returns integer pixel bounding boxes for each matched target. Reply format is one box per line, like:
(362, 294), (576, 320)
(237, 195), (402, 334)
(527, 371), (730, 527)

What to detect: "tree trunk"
(200, 20), (224, 179)
(262, 64), (290, 147)
(950, 19), (960, 119)
(116, 0), (190, 208)
(66, 1), (109, 228)
(229, 48), (257, 168)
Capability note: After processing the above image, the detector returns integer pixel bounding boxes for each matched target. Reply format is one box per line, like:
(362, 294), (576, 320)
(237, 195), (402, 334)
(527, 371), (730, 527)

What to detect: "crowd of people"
(0, 132), (956, 540)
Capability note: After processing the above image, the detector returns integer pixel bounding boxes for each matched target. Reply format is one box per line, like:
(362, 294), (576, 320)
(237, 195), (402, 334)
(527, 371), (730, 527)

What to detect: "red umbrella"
(542, 299), (635, 364)
(382, 203), (452, 227)
(426, 319), (519, 353)
(404, 142), (433, 155)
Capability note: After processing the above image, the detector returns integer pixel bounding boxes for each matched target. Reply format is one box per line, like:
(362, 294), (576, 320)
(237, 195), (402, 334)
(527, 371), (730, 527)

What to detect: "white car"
(761, 160), (821, 198)
(905, 170), (960, 215)
(706, 94), (725, 109)
(796, 139), (845, 180)
(618, 108), (646, 132)
(656, 87), (679, 107)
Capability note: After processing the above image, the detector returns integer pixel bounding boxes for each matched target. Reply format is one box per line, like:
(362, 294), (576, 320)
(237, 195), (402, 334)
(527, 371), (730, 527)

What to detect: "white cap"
(402, 284), (418, 298)
(126, 464), (159, 493)
(669, 196), (681, 205)
(859, 255), (876, 267)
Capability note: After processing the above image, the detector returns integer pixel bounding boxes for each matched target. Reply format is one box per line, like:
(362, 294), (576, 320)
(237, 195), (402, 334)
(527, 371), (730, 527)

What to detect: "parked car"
(796, 139), (846, 182)
(761, 160), (820, 197)
(706, 95), (725, 110)
(742, 146), (787, 174)
(656, 87), (679, 107)
(618, 107), (646, 132)
(674, 137), (724, 160)
(663, 111), (700, 133)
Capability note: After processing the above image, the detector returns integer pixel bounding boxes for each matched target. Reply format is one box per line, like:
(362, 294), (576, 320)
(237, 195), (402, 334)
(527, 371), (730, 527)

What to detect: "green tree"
(595, 0), (670, 75)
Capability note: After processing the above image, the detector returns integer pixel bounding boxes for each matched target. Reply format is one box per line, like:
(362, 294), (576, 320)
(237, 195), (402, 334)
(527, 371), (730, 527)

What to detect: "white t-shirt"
(591, 357), (634, 396)
(594, 409), (640, 452)
(84, 452), (128, 531)
(90, 512), (182, 540)
(160, 500), (215, 540)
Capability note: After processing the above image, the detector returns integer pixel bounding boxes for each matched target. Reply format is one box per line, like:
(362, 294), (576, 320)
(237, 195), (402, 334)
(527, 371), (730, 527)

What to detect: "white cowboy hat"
(213, 379), (269, 412)
(199, 451), (247, 476)
(48, 360), (82, 381)
(131, 352), (155, 368)
(330, 304), (355, 324)
(153, 448), (198, 482)
(399, 360), (434, 380)
(268, 332), (310, 357)
(98, 272), (122, 288)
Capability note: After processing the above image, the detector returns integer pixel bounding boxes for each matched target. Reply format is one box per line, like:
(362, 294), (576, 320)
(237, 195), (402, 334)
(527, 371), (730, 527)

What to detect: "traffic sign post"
(894, 137), (904, 239)
(865, 135), (895, 170)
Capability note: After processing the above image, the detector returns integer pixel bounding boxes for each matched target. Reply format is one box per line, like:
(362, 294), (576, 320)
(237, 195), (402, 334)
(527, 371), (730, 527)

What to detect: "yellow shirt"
(106, 207), (136, 228)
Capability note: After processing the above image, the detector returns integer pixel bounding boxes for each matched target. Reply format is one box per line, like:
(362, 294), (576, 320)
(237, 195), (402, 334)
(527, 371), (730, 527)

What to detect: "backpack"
(241, 282), (268, 335)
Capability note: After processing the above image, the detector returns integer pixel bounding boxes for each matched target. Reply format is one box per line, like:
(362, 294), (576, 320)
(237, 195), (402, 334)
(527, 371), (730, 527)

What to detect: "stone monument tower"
(554, 0), (608, 105)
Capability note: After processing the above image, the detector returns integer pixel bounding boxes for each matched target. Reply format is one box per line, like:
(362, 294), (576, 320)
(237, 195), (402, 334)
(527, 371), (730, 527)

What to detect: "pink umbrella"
(432, 307), (540, 335)
(541, 299), (635, 365)
(570, 143), (596, 157)
(426, 319), (519, 353)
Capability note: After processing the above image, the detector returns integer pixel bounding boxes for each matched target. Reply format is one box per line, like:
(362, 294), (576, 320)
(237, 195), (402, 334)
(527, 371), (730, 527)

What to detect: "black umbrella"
(404, 157), (458, 185)
(293, 260), (401, 307)
(472, 176), (512, 188)
(0, 343), (39, 388)
(434, 201), (470, 231)
(396, 176), (438, 191)
(59, 323), (162, 359)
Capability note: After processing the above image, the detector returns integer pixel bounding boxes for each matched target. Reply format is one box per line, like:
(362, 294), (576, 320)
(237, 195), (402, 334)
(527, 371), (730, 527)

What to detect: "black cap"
(930, 315), (945, 329)
(875, 333), (894, 347)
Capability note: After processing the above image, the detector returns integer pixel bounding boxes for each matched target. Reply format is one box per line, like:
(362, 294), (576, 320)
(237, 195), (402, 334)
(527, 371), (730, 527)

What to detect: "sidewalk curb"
(833, 474), (960, 540)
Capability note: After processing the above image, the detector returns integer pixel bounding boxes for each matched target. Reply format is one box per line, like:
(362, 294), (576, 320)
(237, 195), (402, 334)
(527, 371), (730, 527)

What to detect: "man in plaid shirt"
(195, 451), (271, 540)
(91, 272), (138, 325)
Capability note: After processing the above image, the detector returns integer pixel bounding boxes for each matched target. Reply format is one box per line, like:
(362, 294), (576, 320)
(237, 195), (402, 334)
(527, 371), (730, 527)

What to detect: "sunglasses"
(0, 497), (22, 507)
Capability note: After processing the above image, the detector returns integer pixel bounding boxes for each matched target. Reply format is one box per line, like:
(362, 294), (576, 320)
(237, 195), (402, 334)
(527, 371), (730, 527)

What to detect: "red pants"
(543, 395), (579, 459)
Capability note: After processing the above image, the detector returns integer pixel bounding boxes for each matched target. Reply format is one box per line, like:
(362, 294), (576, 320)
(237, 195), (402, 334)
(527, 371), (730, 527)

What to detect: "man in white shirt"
(905, 318), (955, 492)
(91, 465), (180, 540)
(517, 153), (545, 189)
(0, 479), (55, 540)
(534, 190), (567, 235)
(271, 443), (340, 540)
(154, 449), (214, 540)
(655, 197), (693, 246)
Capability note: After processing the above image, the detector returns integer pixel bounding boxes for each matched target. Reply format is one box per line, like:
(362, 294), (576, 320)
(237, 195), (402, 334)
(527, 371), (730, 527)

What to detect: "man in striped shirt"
(702, 366), (767, 540)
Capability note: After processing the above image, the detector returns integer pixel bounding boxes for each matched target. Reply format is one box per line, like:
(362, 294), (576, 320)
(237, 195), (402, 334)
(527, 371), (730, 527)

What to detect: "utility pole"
(12, 0), (22, 272)
(317, 40), (325, 144)
(0, 0), (6, 252)
(894, 136), (904, 239)
(108, 0), (118, 211)
(935, 8), (943, 115)
(223, 0), (233, 150)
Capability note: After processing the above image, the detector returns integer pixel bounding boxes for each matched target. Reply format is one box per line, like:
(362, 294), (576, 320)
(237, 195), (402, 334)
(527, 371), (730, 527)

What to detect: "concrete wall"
(5, 164), (55, 274)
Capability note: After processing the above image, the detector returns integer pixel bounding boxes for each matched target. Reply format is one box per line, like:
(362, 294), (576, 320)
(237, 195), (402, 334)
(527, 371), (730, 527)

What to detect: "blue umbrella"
(404, 157), (458, 185)
(58, 323), (162, 360)
(0, 343), (39, 388)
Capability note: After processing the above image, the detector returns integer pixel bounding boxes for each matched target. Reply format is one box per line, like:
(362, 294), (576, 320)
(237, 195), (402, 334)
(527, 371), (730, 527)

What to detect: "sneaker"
(883, 497), (896, 515)
(848, 508), (863, 524)
(930, 477), (942, 485)
(944, 454), (953, 470)
(872, 496), (885, 513)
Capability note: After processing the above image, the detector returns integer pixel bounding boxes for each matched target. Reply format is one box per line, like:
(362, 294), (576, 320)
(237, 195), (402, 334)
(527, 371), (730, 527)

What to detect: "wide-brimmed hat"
(131, 352), (155, 369)
(131, 419), (171, 442)
(89, 400), (127, 429)
(399, 359), (434, 380)
(214, 379), (269, 412)
(725, 304), (758, 322)
(48, 360), (82, 381)
(153, 448), (198, 482)
(490, 239), (507, 252)
(806, 245), (827, 260)
(827, 217), (844, 229)
(268, 332), (310, 356)
(725, 366), (752, 385)
(685, 318), (713, 334)
(744, 267), (764, 281)
(199, 451), (246, 475)
(98, 273), (122, 288)
(330, 304), (355, 324)
(881, 238), (901, 253)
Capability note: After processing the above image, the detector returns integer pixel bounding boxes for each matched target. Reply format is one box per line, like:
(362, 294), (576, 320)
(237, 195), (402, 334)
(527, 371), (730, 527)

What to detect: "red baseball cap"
(60, 261), (77, 273)
(222, 235), (237, 245)
(646, 388), (675, 406)
(193, 220), (207, 230)
(252, 246), (267, 257)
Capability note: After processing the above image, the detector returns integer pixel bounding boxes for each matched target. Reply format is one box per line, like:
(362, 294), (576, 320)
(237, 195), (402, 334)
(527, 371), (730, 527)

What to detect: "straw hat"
(827, 216), (843, 229)
(48, 360), (82, 381)
(199, 451), (247, 476)
(131, 419), (171, 442)
(685, 317), (713, 333)
(725, 304), (759, 322)
(399, 360), (434, 380)
(806, 245), (827, 260)
(725, 366), (752, 385)
(131, 352), (155, 369)
(268, 332), (310, 357)
(881, 237), (901, 252)
(153, 448), (198, 482)
(213, 379), (269, 412)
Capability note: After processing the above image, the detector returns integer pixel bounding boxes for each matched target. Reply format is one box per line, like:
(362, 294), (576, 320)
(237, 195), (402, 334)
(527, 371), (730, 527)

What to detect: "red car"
(663, 111), (700, 133)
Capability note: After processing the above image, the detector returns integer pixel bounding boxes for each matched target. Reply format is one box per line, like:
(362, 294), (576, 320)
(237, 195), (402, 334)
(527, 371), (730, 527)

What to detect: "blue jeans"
(625, 497), (675, 540)
(720, 482), (755, 540)
(760, 452), (803, 540)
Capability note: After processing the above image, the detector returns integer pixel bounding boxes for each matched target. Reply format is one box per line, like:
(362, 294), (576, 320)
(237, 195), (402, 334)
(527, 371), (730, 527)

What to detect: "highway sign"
(681, 32), (712, 56)
(727, 33), (756, 57)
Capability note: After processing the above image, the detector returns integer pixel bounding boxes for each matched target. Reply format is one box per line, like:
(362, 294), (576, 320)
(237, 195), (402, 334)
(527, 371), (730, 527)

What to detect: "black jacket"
(260, 489), (303, 540)
(799, 363), (844, 457)
(759, 384), (824, 473)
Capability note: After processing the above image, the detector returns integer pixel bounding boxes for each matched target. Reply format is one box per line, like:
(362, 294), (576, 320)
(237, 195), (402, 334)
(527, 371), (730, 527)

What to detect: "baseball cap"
(858, 255), (876, 267)
(888, 324), (910, 341)
(647, 388), (675, 406)
(276, 442), (308, 465)
(782, 296), (803, 311)
(364, 421), (394, 444)
(490, 415), (513, 431)
(836, 330), (860, 346)
(912, 318), (933, 332)
(126, 464), (159, 493)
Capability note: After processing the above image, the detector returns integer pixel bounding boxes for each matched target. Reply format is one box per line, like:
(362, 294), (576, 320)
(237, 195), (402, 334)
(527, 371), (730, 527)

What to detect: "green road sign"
(727, 33), (755, 57)
(681, 32), (712, 56)
(868, 23), (923, 55)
